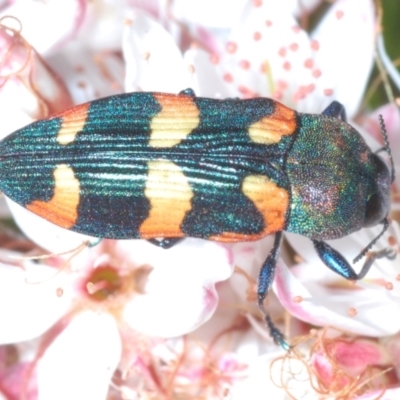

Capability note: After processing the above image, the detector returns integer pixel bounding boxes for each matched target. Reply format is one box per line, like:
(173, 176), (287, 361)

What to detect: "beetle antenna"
(353, 218), (389, 263)
(377, 115), (395, 183)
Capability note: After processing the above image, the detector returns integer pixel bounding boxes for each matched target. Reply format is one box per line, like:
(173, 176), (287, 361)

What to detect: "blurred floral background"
(0, 0), (400, 399)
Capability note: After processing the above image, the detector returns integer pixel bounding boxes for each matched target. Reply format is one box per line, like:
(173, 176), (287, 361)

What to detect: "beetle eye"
(364, 154), (391, 227)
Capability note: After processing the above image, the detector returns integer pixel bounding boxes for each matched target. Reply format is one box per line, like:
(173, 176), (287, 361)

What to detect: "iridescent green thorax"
(286, 113), (377, 240)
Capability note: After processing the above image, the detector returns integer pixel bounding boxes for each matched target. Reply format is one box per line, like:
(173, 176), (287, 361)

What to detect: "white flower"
(284, 222), (400, 337)
(0, 18), (74, 136)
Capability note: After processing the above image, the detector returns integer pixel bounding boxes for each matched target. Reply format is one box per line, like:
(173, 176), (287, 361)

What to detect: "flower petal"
(0, 263), (73, 344)
(357, 388), (400, 400)
(311, 0), (375, 116)
(311, 339), (388, 379)
(171, 0), (247, 29)
(5, 198), (96, 254)
(0, 21), (73, 136)
(123, 238), (234, 336)
(216, 1), (318, 109)
(37, 312), (121, 400)
(229, 236), (274, 302)
(0, 0), (87, 54)
(76, 0), (130, 51)
(46, 45), (125, 104)
(292, 0), (323, 18)
(184, 48), (230, 97)
(123, 13), (192, 93)
(274, 258), (400, 337)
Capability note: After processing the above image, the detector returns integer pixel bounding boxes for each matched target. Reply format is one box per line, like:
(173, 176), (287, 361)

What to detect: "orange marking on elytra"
(209, 232), (258, 242)
(149, 93), (200, 148)
(57, 103), (89, 145)
(139, 160), (193, 238)
(248, 101), (297, 144)
(210, 176), (289, 242)
(27, 164), (80, 229)
(242, 175), (288, 234)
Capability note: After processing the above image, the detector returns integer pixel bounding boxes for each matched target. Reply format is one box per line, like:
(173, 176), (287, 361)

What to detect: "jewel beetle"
(0, 89), (394, 348)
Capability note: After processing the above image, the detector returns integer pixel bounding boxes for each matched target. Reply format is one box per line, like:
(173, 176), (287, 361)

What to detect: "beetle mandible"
(0, 88), (394, 348)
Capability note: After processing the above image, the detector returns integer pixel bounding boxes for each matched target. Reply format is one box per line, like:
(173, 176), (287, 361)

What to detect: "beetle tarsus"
(179, 88), (196, 96)
(355, 247), (397, 280)
(147, 237), (183, 249)
(88, 238), (102, 247)
(265, 314), (291, 350)
(258, 298), (290, 349)
(353, 218), (390, 263)
(258, 232), (289, 349)
(322, 100), (347, 121)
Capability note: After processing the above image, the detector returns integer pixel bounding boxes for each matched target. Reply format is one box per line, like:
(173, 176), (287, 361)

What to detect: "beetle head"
(364, 153), (391, 227)
(352, 115), (394, 264)
(364, 114), (394, 228)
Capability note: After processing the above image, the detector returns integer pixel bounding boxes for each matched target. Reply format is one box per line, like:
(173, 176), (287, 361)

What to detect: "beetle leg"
(313, 240), (358, 279)
(147, 238), (183, 249)
(313, 240), (395, 280)
(359, 248), (397, 277)
(179, 88), (196, 96)
(88, 238), (102, 247)
(322, 101), (347, 121)
(258, 231), (290, 349)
